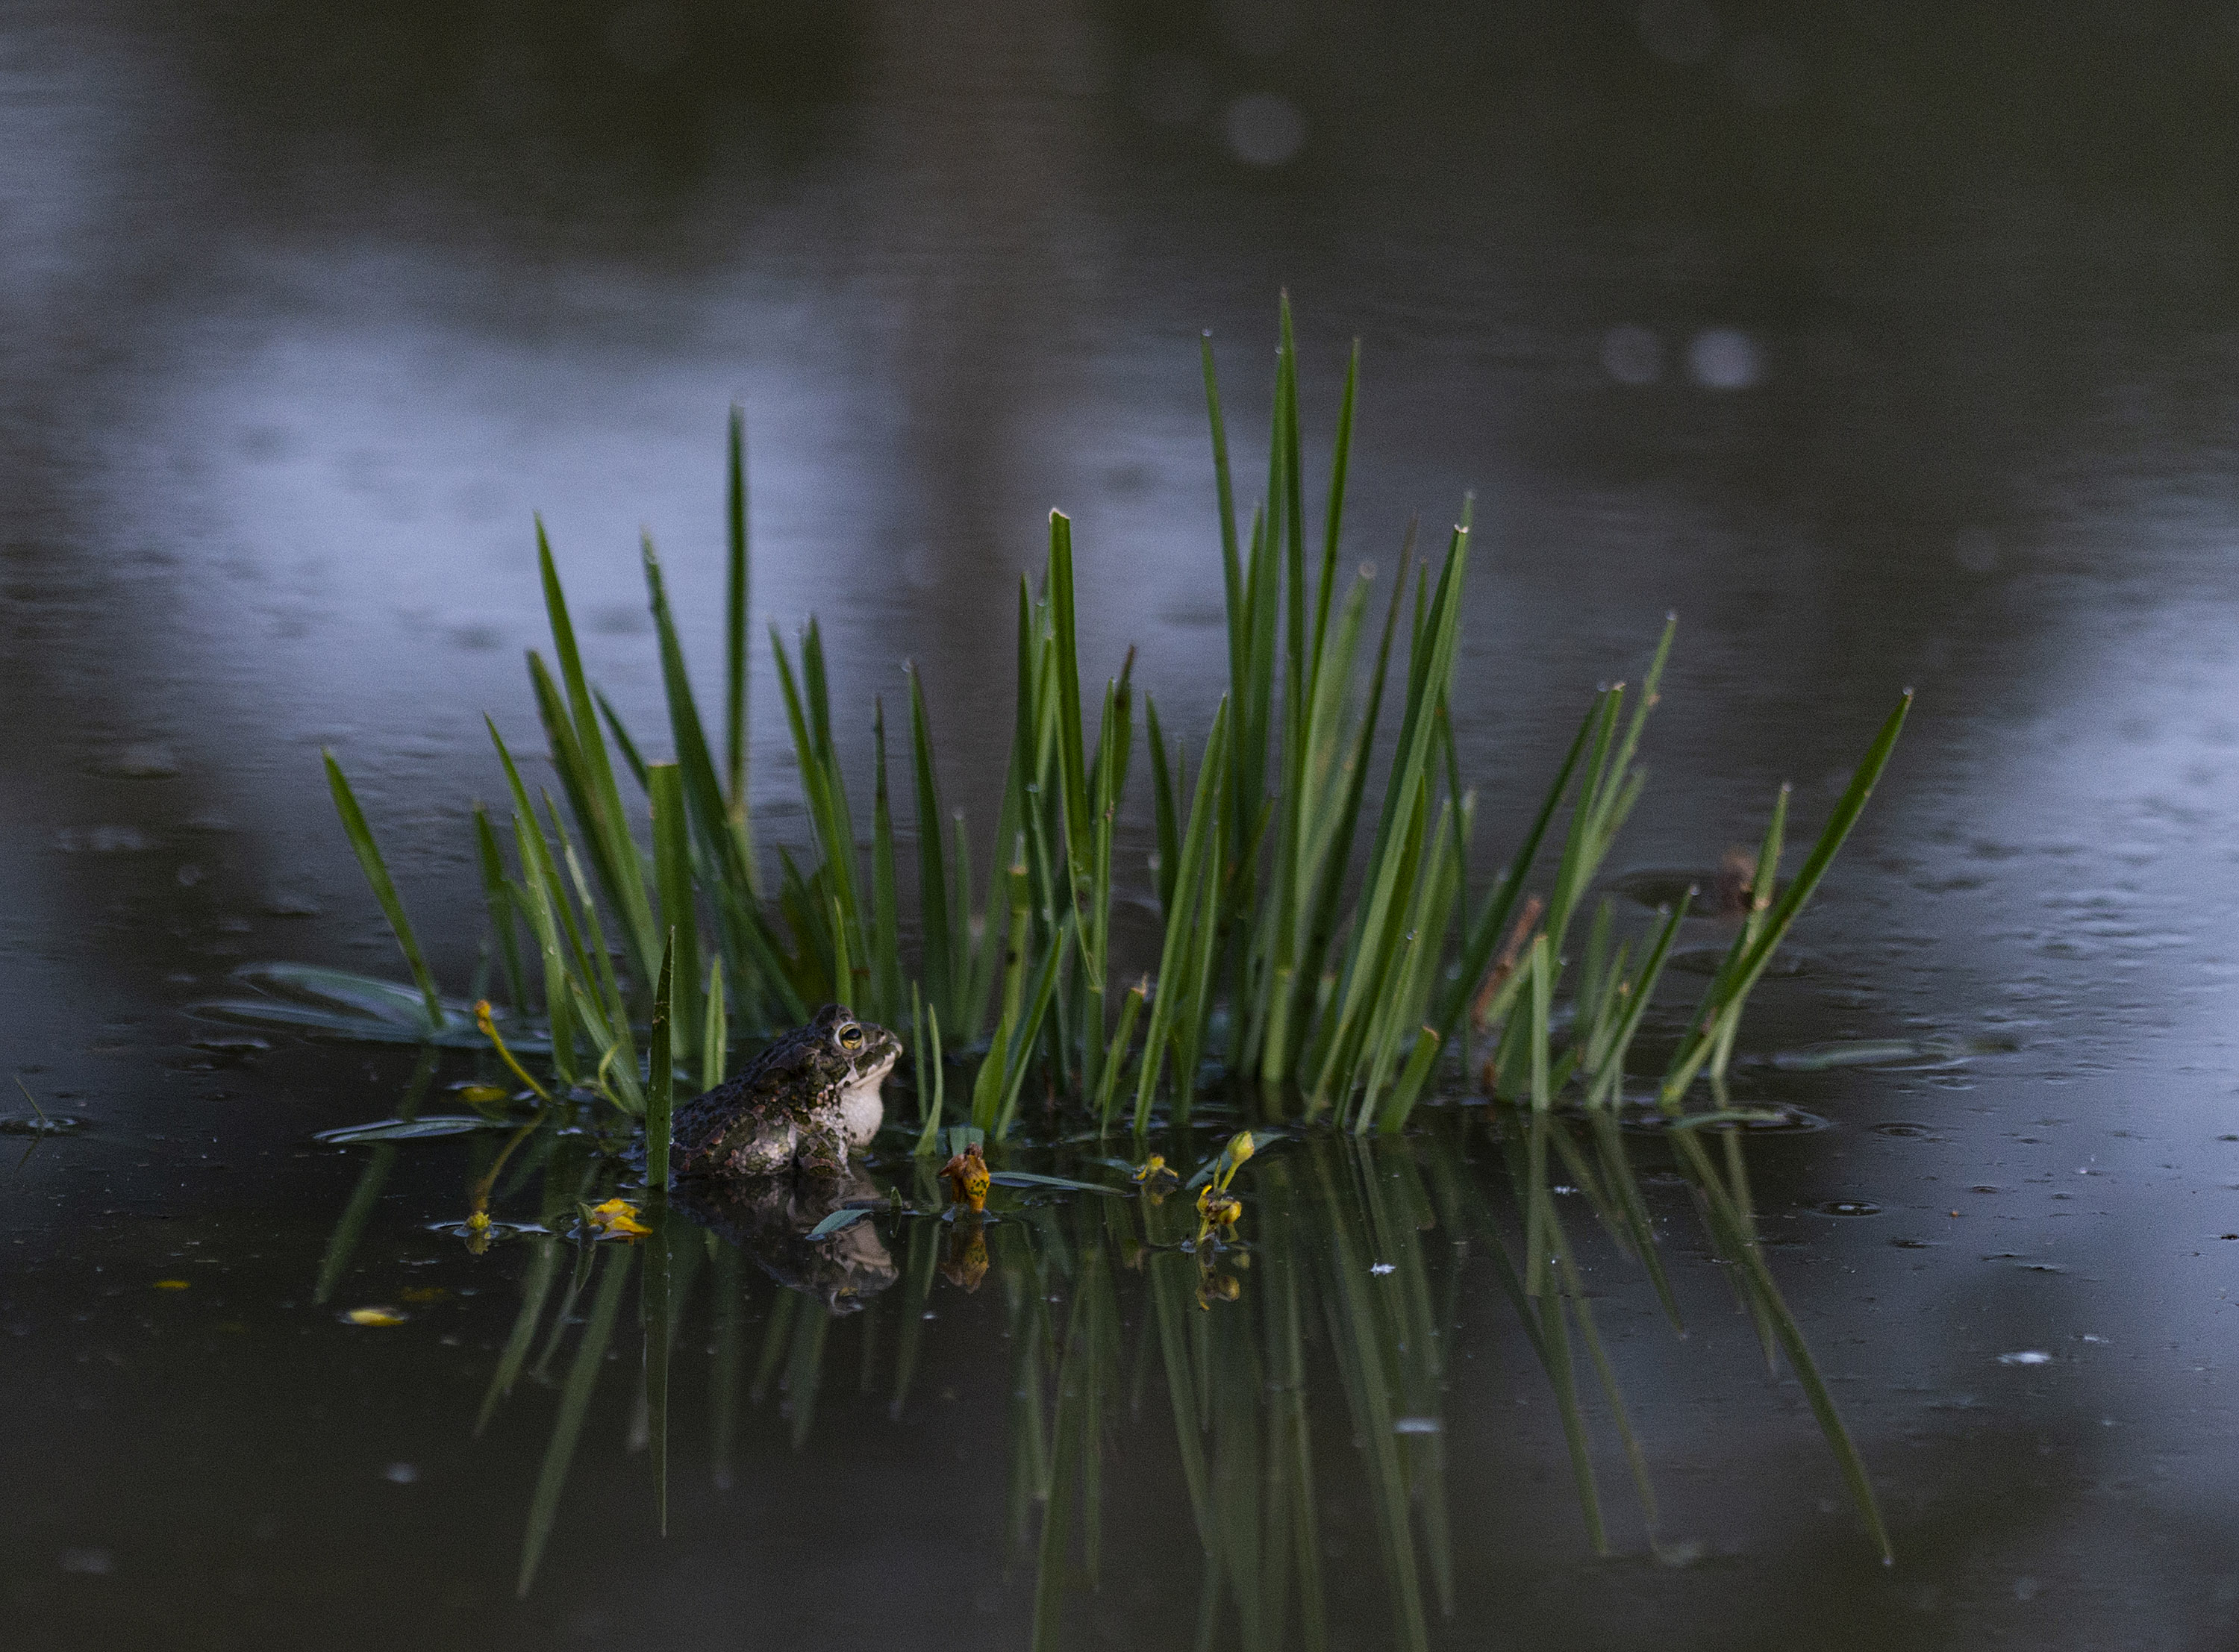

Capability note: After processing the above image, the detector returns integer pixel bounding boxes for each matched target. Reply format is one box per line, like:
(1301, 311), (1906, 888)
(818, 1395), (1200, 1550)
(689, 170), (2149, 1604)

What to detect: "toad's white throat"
(838, 1051), (897, 1146)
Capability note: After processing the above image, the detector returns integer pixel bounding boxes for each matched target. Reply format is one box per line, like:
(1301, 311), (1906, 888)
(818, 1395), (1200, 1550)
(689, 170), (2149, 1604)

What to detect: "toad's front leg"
(794, 1123), (852, 1179)
(698, 1114), (797, 1179)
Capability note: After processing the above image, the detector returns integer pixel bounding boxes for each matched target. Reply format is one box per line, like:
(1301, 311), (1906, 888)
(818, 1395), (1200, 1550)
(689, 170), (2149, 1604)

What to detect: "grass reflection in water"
(255, 301), (1907, 1634)
(332, 1101), (1888, 1635)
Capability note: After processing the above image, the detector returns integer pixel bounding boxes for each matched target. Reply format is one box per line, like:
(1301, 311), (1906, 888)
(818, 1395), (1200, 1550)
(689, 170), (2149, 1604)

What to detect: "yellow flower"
(1210, 1131), (1255, 1193)
(344, 1307), (407, 1327)
(1195, 1184), (1243, 1248)
(475, 1000), (555, 1105)
(1130, 1153), (1179, 1203)
(585, 1198), (652, 1240)
(941, 1217), (990, 1292)
(1195, 1265), (1242, 1310)
(466, 1210), (491, 1232)
(457, 1084), (511, 1105)
(940, 1143), (990, 1215)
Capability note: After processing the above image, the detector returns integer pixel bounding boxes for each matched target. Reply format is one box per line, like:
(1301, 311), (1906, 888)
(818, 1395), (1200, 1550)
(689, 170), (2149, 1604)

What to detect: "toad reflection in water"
(669, 1169), (899, 1315)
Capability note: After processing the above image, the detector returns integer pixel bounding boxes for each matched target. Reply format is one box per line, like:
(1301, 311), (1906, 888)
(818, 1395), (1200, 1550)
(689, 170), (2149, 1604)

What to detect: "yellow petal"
(458, 1084), (511, 1104)
(587, 1198), (652, 1239)
(344, 1307), (407, 1327)
(152, 1279), (190, 1290)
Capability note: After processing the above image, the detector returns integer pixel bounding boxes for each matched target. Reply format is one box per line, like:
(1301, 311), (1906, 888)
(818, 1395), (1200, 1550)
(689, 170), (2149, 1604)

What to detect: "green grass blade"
(1146, 698), (1180, 921)
(1661, 693), (1913, 1108)
(649, 764), (702, 1075)
(478, 1235), (560, 1435)
(1046, 512), (1094, 901)
(995, 919), (1075, 1141)
(913, 986), (948, 1154)
(1671, 1129), (1893, 1561)
(1134, 701), (1231, 1133)
(907, 666), (956, 1020)
(1308, 337), (1359, 695)
(725, 406), (751, 830)
(322, 752), (443, 1031)
(594, 689), (652, 794)
(517, 1242), (632, 1597)
(871, 698), (906, 1025)
(1201, 333), (1243, 680)
(473, 803), (531, 1016)
(647, 931), (675, 1189)
(642, 536), (756, 918)
(642, 1201), (672, 1536)
(536, 523), (661, 986)
(702, 957), (728, 1088)
(1093, 977), (1146, 1133)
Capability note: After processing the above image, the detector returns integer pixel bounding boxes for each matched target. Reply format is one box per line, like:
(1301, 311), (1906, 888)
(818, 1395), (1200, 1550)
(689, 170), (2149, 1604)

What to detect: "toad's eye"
(835, 1022), (864, 1051)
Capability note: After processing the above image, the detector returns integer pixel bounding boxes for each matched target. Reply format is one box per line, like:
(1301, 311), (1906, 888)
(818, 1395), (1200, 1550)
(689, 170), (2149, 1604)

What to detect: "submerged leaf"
(985, 1170), (1125, 1196)
(805, 1207), (875, 1239)
(190, 964), (550, 1051)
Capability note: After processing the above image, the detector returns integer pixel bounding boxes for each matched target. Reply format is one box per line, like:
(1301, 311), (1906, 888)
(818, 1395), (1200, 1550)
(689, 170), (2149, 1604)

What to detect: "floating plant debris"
(1813, 1200), (1883, 1217)
(1622, 1104), (1831, 1136)
(313, 1116), (518, 1145)
(425, 1219), (546, 1245)
(1764, 1036), (1967, 1072)
(0, 1115), (87, 1136)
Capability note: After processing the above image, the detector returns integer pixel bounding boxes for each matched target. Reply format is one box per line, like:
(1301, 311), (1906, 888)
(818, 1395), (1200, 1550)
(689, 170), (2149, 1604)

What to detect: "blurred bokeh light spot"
(1129, 53), (1212, 126)
(1224, 93), (1306, 167)
(1602, 325), (1665, 385)
(1637, 0), (1720, 65)
(1687, 328), (1761, 389)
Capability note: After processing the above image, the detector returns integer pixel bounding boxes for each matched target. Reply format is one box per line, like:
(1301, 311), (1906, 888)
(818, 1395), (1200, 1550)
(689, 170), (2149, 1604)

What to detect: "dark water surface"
(10, 3), (2239, 1647)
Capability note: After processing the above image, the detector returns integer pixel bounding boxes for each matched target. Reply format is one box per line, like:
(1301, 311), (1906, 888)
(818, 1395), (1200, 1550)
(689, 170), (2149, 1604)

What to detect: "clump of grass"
(282, 298), (1902, 1161)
